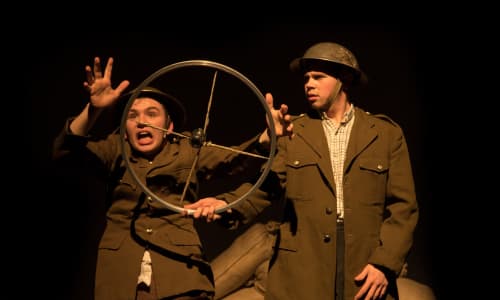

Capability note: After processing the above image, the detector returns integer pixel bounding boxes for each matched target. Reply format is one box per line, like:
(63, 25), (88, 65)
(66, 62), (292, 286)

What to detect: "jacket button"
(147, 196), (153, 203)
(146, 228), (153, 234)
(293, 160), (300, 166)
(325, 207), (333, 215)
(377, 164), (383, 170)
(323, 234), (331, 243)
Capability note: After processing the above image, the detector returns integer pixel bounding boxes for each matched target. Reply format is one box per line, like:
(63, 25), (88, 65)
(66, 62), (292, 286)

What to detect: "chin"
(310, 102), (321, 110)
(133, 144), (155, 154)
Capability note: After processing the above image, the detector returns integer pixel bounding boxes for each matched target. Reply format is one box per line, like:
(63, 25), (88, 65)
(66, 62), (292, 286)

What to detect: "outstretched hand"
(259, 92), (294, 145)
(83, 57), (130, 109)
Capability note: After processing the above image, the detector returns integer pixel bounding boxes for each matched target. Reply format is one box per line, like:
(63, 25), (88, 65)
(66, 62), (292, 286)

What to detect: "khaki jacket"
(53, 120), (260, 300)
(231, 107), (418, 300)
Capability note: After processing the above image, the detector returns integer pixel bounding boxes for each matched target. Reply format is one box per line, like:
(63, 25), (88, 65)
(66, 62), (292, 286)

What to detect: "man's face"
(303, 70), (341, 111)
(126, 97), (171, 157)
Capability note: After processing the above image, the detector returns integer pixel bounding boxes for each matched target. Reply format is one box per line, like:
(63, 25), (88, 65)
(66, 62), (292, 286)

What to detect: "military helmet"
(290, 42), (367, 85)
(120, 86), (187, 130)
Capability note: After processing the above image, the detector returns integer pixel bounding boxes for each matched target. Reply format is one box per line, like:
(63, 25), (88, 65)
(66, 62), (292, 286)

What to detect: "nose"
(304, 77), (314, 88)
(305, 82), (314, 91)
(133, 114), (147, 128)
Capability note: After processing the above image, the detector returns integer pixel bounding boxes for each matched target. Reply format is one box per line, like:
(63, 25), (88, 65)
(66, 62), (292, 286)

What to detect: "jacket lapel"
(344, 108), (378, 172)
(295, 115), (336, 192)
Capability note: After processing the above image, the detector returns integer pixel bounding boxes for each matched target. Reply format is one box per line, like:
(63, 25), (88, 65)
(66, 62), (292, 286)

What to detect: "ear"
(164, 121), (174, 138)
(332, 80), (343, 100)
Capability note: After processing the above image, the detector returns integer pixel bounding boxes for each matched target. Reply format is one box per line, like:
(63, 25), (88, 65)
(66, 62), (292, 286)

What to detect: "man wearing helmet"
(52, 56), (291, 300)
(188, 42), (419, 300)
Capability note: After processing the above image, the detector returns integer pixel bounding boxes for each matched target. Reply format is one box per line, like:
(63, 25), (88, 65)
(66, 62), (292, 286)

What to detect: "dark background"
(26, 23), (447, 299)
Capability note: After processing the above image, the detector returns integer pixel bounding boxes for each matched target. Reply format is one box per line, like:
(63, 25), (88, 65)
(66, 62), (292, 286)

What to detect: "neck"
(325, 93), (350, 122)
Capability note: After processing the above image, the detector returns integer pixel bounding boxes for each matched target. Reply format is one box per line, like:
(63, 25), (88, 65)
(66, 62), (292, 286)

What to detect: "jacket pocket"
(165, 228), (200, 246)
(357, 157), (388, 204)
(285, 158), (317, 201)
(276, 224), (298, 252)
(359, 157), (389, 174)
(99, 229), (127, 250)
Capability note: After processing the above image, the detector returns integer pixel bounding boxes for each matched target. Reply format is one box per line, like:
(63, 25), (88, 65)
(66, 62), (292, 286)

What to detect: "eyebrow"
(129, 106), (162, 113)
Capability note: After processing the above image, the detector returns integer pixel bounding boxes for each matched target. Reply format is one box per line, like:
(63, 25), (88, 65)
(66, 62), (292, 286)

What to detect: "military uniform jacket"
(233, 107), (419, 300)
(53, 119), (260, 300)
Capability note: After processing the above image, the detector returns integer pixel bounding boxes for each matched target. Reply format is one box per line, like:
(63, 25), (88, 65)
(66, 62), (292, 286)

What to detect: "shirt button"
(147, 196), (154, 203)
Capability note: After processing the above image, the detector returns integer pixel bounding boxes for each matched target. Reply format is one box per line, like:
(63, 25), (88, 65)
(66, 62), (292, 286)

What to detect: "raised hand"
(259, 92), (294, 145)
(83, 57), (130, 109)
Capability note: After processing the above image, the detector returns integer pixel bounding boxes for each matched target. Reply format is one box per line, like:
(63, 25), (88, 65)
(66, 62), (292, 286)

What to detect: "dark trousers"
(335, 220), (344, 300)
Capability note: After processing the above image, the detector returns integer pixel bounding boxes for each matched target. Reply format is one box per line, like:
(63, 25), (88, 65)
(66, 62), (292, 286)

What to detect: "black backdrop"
(26, 24), (444, 299)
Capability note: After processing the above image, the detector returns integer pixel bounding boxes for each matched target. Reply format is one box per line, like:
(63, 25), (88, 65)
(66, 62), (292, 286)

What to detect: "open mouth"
(136, 131), (154, 145)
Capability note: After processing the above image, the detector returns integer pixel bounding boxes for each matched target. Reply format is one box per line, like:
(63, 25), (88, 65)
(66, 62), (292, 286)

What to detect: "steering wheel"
(119, 60), (276, 215)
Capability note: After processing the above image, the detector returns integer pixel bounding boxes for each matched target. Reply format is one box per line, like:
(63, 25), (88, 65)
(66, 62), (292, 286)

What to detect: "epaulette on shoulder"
(365, 111), (399, 127)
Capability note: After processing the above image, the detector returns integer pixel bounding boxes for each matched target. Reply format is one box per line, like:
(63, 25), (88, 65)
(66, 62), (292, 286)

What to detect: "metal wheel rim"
(120, 60), (276, 214)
